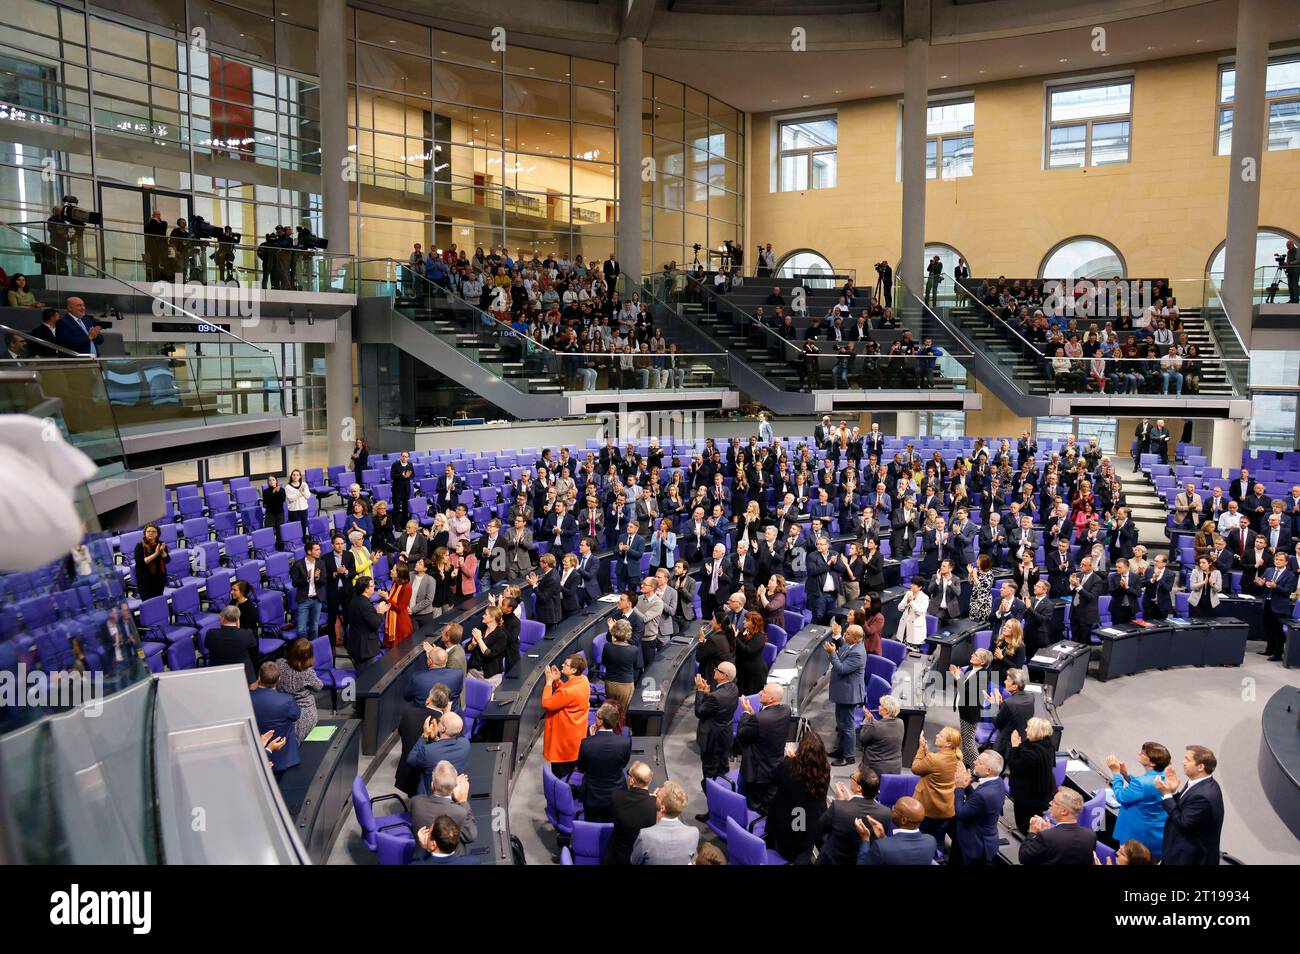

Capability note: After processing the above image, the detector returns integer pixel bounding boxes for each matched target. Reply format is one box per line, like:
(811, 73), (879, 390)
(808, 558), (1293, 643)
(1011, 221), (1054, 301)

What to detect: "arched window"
(776, 249), (835, 288)
(1205, 227), (1299, 282)
(1039, 236), (1126, 279)
(924, 243), (967, 278)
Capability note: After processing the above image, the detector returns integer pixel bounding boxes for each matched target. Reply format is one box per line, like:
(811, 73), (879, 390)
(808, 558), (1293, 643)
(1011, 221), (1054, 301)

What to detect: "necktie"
(1241, 535), (1247, 557)
(711, 562), (720, 593)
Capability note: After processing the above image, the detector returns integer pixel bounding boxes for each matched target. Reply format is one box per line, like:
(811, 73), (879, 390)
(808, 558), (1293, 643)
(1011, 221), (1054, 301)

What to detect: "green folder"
(305, 725), (337, 743)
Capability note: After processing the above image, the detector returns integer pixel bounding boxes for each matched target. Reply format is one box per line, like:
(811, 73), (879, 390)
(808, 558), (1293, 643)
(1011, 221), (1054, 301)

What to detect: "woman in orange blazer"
(541, 653), (590, 776)
(384, 563), (413, 648)
(911, 724), (961, 842)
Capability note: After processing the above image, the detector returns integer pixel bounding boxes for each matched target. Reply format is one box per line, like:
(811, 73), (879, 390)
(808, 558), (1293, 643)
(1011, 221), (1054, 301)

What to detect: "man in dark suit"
(1148, 418), (1171, 463)
(394, 518), (428, 566)
(1142, 555), (1176, 620)
(691, 661), (740, 820)
(950, 752), (1007, 865)
(389, 451), (415, 523)
(927, 561), (962, 625)
(817, 766), (893, 865)
(405, 644), (464, 706)
(1259, 550), (1297, 661)
(1047, 540), (1075, 598)
(680, 507), (717, 566)
(411, 816), (479, 865)
(478, 518), (507, 585)
(250, 661), (300, 776)
(206, 605), (259, 683)
(409, 759), (477, 841)
(435, 463), (466, 511)
(992, 669), (1035, 761)
(754, 526), (786, 583)
(990, 580), (1026, 637)
(1156, 745), (1224, 865)
(575, 537), (603, 610)
(736, 684), (791, 812)
(576, 703), (633, 823)
(856, 796), (937, 865)
(541, 500), (577, 553)
(289, 539), (325, 639)
(602, 252), (619, 285)
(1016, 433), (1037, 470)
(322, 533), (356, 640)
(730, 539), (758, 590)
(614, 520), (645, 592)
(697, 543), (733, 620)
(920, 519), (951, 577)
(805, 536), (846, 625)
(1107, 558), (1142, 625)
(604, 761), (658, 864)
(813, 415), (833, 450)
(28, 308), (63, 357)
(1069, 555), (1105, 643)
(890, 502), (921, 558)
(395, 684), (448, 797)
(1019, 787), (1097, 864)
(1111, 507), (1139, 560)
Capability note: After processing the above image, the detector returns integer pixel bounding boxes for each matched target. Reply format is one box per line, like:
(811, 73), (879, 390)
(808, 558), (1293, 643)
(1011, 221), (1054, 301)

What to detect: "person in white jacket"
(284, 468), (313, 534)
(896, 575), (931, 655)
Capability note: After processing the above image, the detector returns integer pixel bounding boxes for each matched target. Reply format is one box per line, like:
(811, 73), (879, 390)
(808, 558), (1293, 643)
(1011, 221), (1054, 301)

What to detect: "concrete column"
(1221, 0), (1267, 348)
(318, 0), (353, 466)
(1210, 418), (1245, 474)
(895, 411), (919, 438)
(617, 36), (643, 286)
(900, 38), (928, 301)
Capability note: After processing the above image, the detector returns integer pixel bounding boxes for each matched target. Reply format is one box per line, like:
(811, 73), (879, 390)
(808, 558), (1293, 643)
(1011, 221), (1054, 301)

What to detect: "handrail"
(899, 277), (978, 358)
(0, 221), (271, 354)
(952, 276), (1051, 361)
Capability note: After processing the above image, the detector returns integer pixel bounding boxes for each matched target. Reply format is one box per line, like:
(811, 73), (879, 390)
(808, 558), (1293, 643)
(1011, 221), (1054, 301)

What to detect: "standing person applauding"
(541, 654), (590, 778)
(134, 522), (169, 601)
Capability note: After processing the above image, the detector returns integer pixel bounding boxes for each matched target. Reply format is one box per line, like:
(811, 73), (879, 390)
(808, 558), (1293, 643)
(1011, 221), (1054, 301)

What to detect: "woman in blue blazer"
(1106, 742), (1170, 858)
(646, 517), (677, 572)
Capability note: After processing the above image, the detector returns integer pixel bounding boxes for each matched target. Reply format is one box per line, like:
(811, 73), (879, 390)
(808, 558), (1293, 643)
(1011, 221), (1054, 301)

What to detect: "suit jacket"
(322, 550), (356, 608)
(827, 640), (866, 704)
(1107, 571), (1141, 616)
(395, 532), (428, 564)
(1161, 777), (1223, 865)
(533, 568), (563, 625)
(406, 666), (465, 706)
(857, 830), (938, 866)
(694, 681), (739, 754)
(541, 512), (577, 551)
(605, 786), (659, 864)
(27, 321), (61, 357)
(992, 691), (1035, 760)
(631, 816), (699, 865)
(1260, 566), (1297, 614)
(926, 574), (961, 619)
(952, 779), (1007, 863)
(730, 551), (758, 589)
(576, 552), (603, 602)
(1142, 567), (1175, 619)
(394, 701), (441, 796)
(806, 551), (846, 597)
(504, 527), (534, 577)
(636, 593), (665, 646)
(345, 594), (383, 663)
(697, 556), (734, 603)
(577, 730), (632, 813)
(206, 626), (259, 683)
(250, 687), (300, 771)
(1071, 570), (1105, 625)
(737, 703), (791, 787)
(289, 557), (324, 603)
(817, 796), (892, 865)
(1022, 595), (1055, 654)
(1019, 821), (1097, 865)
(410, 793), (478, 843)
(53, 312), (99, 355)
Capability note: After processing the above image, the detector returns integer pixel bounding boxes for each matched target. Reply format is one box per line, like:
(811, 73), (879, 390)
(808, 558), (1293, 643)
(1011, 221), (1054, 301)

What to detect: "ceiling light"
(940, 74), (948, 79)
(1146, 45), (1155, 50)
(1058, 57), (1068, 63)
(978, 69), (986, 74)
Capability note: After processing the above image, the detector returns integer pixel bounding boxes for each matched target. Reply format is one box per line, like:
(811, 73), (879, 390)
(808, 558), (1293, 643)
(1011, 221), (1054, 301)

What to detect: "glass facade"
(347, 11), (744, 274)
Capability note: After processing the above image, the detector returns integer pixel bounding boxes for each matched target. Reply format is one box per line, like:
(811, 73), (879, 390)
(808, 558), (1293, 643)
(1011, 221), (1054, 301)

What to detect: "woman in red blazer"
(451, 539), (478, 602)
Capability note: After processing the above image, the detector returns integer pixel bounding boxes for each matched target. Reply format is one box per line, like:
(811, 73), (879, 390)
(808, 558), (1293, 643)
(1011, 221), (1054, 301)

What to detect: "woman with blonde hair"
(991, 617), (1027, 681)
(347, 529), (373, 578)
(1129, 544), (1149, 580)
(912, 725), (962, 841)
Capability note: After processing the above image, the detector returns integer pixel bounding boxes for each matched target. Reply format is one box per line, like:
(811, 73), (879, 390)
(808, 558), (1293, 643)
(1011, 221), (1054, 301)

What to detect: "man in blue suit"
(614, 519), (645, 591)
(1156, 745), (1224, 865)
(405, 644), (465, 706)
(857, 797), (938, 865)
(53, 296), (102, 356)
(576, 537), (603, 610)
(250, 661), (300, 776)
(950, 751), (1007, 865)
(806, 535), (846, 625)
(411, 816), (480, 865)
(407, 710), (470, 794)
(825, 623), (866, 766)
(1259, 550), (1297, 661)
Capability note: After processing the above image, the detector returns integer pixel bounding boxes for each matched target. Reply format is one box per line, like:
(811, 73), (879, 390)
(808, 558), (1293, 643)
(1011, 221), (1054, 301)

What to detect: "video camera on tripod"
(60, 195), (102, 228)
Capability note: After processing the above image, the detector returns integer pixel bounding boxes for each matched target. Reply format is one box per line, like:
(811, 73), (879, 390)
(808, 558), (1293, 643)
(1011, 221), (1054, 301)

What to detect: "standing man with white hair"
(949, 751), (1006, 866)
(692, 661), (739, 821)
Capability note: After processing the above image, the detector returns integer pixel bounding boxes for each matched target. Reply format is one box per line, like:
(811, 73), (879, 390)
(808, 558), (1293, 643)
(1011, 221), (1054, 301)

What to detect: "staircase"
(1122, 474), (1174, 551)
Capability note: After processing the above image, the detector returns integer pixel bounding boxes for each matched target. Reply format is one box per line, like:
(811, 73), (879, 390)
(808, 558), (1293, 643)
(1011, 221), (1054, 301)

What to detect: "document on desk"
(1030, 654), (1057, 664)
(1097, 627), (1124, 637)
(1066, 758), (1090, 774)
(598, 593), (621, 603)
(768, 668), (799, 686)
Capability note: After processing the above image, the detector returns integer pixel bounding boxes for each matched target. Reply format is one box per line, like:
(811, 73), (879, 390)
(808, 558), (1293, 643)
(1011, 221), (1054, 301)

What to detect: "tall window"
(926, 98), (974, 179)
(1046, 79), (1132, 168)
(1217, 56), (1300, 154)
(777, 115), (837, 191)
(1040, 237), (1126, 279)
(776, 249), (834, 288)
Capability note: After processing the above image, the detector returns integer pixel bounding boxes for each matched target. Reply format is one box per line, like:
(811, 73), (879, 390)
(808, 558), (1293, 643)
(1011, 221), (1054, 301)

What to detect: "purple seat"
(256, 588), (289, 652)
(877, 773), (918, 807)
(519, 619), (545, 652)
(1078, 788), (1107, 833)
(566, 820), (613, 865)
(165, 637), (198, 670)
(972, 629), (993, 653)
(461, 676), (493, 739)
(765, 624), (789, 651)
(880, 638), (908, 667)
(212, 510), (240, 539)
(761, 642), (779, 667)
(137, 595), (196, 647)
(726, 816), (787, 865)
(350, 776), (412, 853)
(1054, 756), (1068, 789)
(543, 763), (582, 838)
(705, 778), (763, 841)
(1094, 841), (1117, 864)
(375, 828), (415, 865)
(310, 635), (355, 708)
(782, 610), (804, 636)
(865, 673), (891, 712)
(865, 653), (896, 687)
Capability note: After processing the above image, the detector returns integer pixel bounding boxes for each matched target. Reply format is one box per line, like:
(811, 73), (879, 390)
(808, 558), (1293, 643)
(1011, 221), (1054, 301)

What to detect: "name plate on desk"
(641, 690), (662, 703)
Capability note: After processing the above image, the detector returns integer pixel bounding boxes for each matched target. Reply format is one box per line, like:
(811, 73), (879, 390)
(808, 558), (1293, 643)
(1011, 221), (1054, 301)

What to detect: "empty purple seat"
(877, 772), (918, 807)
(726, 816), (787, 865)
(705, 778), (763, 841)
(565, 820), (613, 865)
(350, 776), (412, 853)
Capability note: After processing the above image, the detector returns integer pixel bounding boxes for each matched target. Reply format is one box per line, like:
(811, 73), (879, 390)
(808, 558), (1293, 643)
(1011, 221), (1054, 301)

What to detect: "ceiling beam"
(621, 0), (657, 41)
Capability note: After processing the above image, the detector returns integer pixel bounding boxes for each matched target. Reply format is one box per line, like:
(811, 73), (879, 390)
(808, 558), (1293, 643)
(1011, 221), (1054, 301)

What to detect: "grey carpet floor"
(329, 652), (1300, 866)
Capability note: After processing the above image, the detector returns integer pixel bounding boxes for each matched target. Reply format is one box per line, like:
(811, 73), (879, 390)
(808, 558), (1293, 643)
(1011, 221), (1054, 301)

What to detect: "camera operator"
(295, 225), (318, 291)
(214, 225), (239, 282)
(170, 217), (203, 283)
(143, 211), (168, 282)
(1285, 240), (1299, 304)
(272, 225), (294, 290)
(874, 260), (893, 308)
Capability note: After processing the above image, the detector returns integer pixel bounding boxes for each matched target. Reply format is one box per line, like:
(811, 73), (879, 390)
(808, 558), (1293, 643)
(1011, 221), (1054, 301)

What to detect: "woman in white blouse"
(896, 575), (931, 655)
(284, 468), (312, 534)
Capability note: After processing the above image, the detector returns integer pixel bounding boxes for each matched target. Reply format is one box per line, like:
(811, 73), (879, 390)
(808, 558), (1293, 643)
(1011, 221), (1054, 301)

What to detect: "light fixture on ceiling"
(802, 94), (809, 98)
(940, 74), (948, 79)
(1059, 58), (1068, 63)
